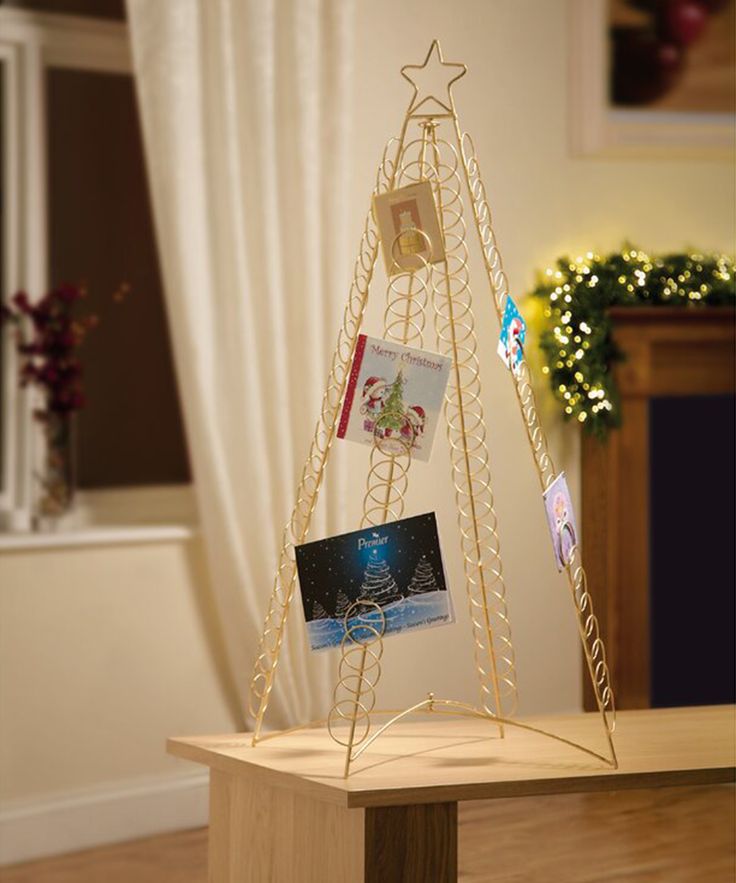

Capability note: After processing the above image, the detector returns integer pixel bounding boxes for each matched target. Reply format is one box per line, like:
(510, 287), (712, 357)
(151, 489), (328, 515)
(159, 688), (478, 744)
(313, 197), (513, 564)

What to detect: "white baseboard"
(0, 769), (209, 866)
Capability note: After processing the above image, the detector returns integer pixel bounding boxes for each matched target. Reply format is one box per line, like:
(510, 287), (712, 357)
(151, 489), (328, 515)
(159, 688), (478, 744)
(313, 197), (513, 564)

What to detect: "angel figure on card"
(543, 472), (579, 572)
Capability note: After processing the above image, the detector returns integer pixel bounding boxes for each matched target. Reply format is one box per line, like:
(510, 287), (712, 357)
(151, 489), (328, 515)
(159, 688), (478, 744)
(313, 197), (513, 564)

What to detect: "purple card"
(543, 472), (578, 571)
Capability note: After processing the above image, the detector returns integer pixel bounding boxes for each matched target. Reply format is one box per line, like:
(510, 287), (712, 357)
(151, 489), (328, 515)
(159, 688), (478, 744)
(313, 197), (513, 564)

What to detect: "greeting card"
(543, 472), (578, 571)
(373, 180), (446, 275)
(497, 296), (526, 375)
(295, 512), (454, 651)
(337, 334), (451, 462)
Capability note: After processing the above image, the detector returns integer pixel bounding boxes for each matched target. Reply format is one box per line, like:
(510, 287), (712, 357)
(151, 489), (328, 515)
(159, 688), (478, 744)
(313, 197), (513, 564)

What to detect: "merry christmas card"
(337, 334), (451, 462)
(295, 512), (454, 651)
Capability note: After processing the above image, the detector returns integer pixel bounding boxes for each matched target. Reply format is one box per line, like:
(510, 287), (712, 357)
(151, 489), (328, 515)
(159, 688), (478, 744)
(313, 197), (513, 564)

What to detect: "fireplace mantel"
(581, 307), (735, 711)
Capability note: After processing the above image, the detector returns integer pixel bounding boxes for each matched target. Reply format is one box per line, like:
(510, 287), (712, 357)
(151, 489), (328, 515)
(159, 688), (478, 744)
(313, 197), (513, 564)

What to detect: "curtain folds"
(127, 0), (355, 729)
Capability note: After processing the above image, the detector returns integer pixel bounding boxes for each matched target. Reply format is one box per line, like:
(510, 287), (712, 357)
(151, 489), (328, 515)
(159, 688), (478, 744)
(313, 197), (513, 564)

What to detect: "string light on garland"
(528, 246), (735, 438)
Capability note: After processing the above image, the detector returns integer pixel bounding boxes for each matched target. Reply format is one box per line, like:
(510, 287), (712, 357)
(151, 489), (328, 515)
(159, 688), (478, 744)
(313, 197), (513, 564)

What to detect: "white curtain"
(127, 0), (355, 729)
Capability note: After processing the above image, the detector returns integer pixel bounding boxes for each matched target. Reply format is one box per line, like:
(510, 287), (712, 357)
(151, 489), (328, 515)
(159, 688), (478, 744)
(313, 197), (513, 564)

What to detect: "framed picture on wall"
(569, 0), (735, 159)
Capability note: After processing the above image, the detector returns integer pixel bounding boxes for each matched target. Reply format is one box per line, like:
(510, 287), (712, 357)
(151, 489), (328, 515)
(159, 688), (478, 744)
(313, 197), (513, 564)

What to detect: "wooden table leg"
(207, 769), (364, 881)
(364, 802), (458, 883)
(207, 770), (457, 882)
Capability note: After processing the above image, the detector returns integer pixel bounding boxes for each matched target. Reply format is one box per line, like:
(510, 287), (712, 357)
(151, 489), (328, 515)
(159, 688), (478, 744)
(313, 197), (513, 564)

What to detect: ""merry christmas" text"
(370, 343), (443, 371)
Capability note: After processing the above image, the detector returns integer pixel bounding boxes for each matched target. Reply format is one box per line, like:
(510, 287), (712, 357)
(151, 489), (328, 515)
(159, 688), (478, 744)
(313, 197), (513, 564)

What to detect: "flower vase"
(36, 412), (76, 529)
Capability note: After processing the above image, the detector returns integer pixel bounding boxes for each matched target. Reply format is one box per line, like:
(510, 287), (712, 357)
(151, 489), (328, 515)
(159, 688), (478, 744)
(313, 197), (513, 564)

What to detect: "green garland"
(527, 247), (735, 439)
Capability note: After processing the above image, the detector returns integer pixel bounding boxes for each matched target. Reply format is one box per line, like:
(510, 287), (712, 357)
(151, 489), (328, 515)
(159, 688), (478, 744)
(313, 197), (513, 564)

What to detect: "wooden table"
(168, 705), (735, 882)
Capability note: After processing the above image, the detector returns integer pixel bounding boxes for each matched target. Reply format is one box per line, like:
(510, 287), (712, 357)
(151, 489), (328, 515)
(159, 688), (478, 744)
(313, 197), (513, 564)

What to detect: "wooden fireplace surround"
(581, 307), (735, 711)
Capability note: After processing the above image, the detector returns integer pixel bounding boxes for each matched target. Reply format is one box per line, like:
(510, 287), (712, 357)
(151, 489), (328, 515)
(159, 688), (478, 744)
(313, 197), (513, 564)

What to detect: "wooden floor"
(1, 785), (733, 882)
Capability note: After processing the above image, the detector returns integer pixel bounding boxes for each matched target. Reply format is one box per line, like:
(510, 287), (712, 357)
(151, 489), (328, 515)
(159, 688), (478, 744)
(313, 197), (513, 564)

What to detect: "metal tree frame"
(247, 40), (617, 777)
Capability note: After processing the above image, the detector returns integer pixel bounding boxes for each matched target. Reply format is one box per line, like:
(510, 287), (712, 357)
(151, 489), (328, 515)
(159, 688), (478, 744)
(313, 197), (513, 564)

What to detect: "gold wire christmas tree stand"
(247, 40), (616, 778)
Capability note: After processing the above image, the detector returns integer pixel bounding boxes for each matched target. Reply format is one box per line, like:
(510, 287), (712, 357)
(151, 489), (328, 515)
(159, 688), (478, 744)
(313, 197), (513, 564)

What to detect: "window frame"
(0, 8), (193, 534)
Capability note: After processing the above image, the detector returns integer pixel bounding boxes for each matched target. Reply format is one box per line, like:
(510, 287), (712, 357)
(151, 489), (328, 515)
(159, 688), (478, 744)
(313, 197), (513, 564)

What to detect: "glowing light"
(535, 248), (733, 433)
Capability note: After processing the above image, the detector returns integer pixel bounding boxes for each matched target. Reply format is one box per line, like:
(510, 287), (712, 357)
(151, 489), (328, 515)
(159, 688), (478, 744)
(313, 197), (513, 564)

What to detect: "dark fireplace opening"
(650, 394), (736, 708)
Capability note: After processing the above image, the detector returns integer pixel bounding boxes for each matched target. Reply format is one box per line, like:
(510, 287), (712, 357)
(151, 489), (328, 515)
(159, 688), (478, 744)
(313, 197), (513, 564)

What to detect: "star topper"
(401, 40), (467, 117)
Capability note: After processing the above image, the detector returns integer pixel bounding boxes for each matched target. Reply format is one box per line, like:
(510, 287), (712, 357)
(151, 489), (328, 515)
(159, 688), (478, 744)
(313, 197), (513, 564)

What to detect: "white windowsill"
(0, 485), (198, 551)
(0, 524), (196, 552)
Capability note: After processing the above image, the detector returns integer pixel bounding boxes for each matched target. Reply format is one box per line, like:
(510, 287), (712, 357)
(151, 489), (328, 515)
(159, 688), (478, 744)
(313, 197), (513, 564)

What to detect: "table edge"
(344, 765), (736, 808)
(167, 737), (351, 808)
(168, 737), (735, 810)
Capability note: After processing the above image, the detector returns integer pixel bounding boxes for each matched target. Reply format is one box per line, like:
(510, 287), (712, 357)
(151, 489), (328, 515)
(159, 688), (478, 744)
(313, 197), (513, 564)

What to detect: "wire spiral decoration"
(360, 222), (431, 528)
(399, 125), (518, 720)
(248, 136), (403, 738)
(361, 429), (415, 528)
(328, 601), (386, 751)
(332, 131), (434, 766)
(457, 128), (615, 735)
(567, 543), (616, 733)
(459, 132), (556, 491)
(248, 69), (616, 770)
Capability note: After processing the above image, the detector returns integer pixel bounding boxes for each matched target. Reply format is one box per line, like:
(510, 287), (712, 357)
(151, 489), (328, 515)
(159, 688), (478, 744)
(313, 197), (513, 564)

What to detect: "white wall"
(1, 0), (733, 863)
(0, 537), (240, 861)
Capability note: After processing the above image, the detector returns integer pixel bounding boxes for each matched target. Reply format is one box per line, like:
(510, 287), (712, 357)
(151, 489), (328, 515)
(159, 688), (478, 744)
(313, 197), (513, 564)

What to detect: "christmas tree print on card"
(407, 555), (439, 595)
(337, 334), (451, 462)
(294, 512), (454, 651)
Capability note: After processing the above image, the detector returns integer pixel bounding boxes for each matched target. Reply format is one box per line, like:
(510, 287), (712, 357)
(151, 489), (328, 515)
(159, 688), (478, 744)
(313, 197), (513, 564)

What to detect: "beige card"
(373, 180), (446, 275)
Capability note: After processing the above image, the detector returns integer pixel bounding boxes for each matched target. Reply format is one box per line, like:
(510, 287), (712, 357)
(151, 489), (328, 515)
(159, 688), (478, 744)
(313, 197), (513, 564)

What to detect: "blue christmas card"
(295, 512), (454, 651)
(497, 296), (526, 375)
(542, 472), (579, 571)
